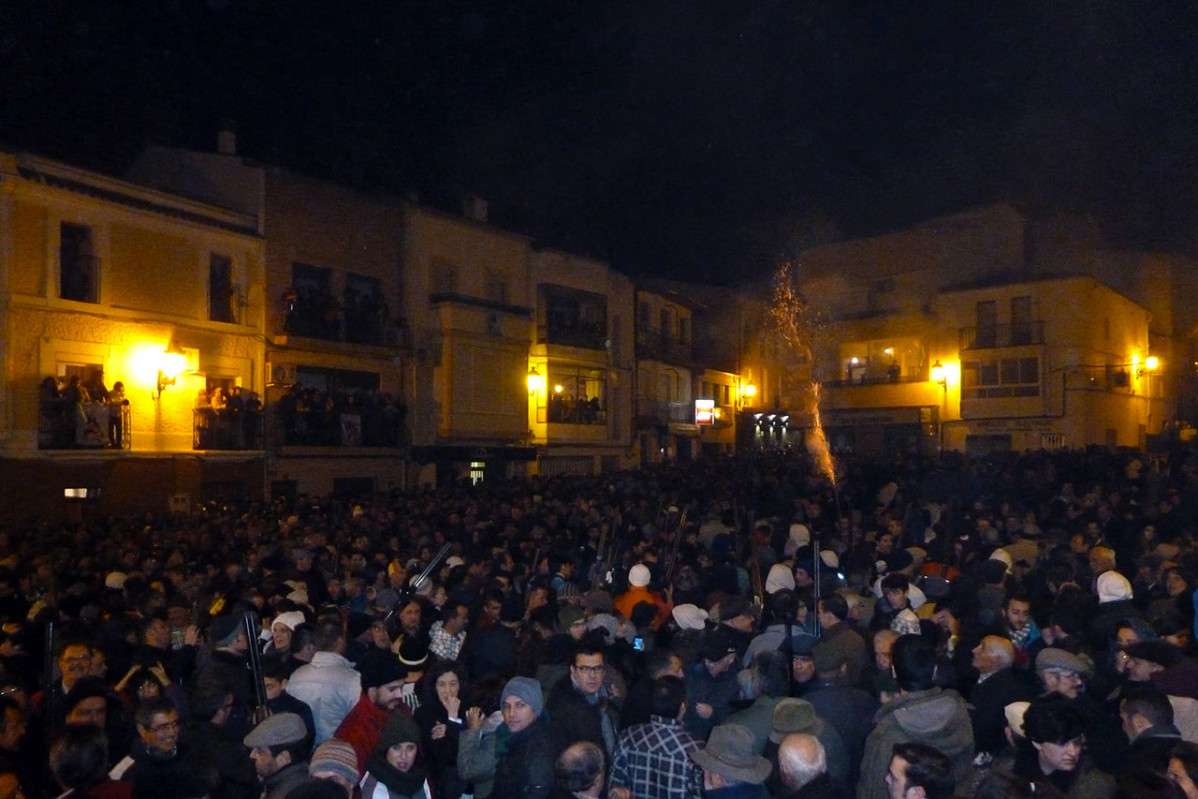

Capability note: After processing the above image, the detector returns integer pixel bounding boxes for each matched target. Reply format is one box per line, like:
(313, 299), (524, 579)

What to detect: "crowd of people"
(274, 386), (406, 447)
(195, 387), (265, 450)
(1, 445), (1198, 799)
(38, 370), (130, 449)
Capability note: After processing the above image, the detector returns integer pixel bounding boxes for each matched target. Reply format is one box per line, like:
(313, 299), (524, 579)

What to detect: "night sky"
(3, 1), (1198, 284)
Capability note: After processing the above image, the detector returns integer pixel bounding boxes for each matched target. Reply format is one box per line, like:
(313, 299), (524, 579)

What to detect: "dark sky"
(3, 1), (1198, 284)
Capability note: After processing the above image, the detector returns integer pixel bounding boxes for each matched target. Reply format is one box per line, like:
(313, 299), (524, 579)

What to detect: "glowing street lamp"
(527, 367), (543, 394)
(156, 343), (187, 398)
(930, 360), (946, 388)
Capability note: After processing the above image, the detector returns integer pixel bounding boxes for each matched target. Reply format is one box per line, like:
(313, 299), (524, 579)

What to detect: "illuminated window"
(470, 461), (485, 485)
(543, 366), (607, 424)
(962, 357), (1040, 399)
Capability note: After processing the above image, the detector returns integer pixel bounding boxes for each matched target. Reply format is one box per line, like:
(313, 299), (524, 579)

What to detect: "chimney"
(217, 119), (237, 156)
(462, 195), (488, 223)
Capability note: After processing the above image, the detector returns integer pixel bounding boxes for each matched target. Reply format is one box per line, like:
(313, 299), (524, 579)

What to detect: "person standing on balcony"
(108, 381), (128, 447)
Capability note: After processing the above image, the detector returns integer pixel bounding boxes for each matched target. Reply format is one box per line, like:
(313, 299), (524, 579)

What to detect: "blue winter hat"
(502, 676), (544, 718)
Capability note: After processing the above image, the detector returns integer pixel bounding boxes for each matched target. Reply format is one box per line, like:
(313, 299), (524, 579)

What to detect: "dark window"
(209, 254), (236, 323)
(976, 301), (997, 347)
(540, 285), (607, 349)
(484, 272), (509, 305)
(1019, 357), (1039, 383)
(1000, 358), (1020, 384)
(344, 273), (387, 344)
(286, 263), (338, 339)
(979, 361), (999, 386)
(1011, 296), (1033, 344)
(60, 223), (98, 303)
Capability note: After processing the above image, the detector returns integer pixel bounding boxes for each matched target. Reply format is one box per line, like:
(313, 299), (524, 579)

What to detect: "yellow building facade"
(796, 206), (1179, 456)
(0, 152), (265, 522)
(400, 203), (537, 484)
(528, 248), (636, 476)
(128, 145), (411, 501)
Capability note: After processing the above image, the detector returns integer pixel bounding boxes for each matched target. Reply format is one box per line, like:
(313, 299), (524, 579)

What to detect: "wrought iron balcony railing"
(39, 399), (131, 449)
(959, 322), (1044, 350)
(193, 409), (264, 450)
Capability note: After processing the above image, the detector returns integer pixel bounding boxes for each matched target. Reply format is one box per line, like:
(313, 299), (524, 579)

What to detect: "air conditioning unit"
(268, 362), (297, 386)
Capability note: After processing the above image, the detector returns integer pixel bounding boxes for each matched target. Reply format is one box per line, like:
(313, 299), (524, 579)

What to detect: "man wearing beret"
(334, 653), (409, 773)
(245, 712), (311, 799)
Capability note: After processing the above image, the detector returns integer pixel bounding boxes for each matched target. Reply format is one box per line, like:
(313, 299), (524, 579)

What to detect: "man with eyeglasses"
(110, 697), (207, 799)
(547, 644), (620, 757)
(1034, 649), (1089, 700)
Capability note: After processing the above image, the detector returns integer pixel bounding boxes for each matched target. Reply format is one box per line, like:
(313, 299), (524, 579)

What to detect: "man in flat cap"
(1034, 648), (1091, 701)
(245, 712), (310, 799)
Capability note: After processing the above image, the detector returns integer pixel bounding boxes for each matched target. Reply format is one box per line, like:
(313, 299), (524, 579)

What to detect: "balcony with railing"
(822, 370), (930, 388)
(538, 320), (607, 351)
(542, 395), (607, 425)
(193, 409), (264, 450)
(636, 331), (692, 364)
(959, 322), (1045, 350)
(39, 400), (131, 449)
(635, 398), (695, 427)
(280, 287), (402, 346)
(273, 389), (407, 447)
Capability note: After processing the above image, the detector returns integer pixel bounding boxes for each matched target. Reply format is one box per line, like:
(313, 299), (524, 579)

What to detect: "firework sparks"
(770, 263), (836, 486)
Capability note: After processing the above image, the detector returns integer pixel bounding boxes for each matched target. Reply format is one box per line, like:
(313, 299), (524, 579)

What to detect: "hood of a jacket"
(887, 688), (971, 745)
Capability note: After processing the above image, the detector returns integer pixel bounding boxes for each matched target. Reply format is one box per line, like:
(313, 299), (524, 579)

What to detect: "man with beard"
(1001, 594), (1041, 675)
(334, 655), (409, 773)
